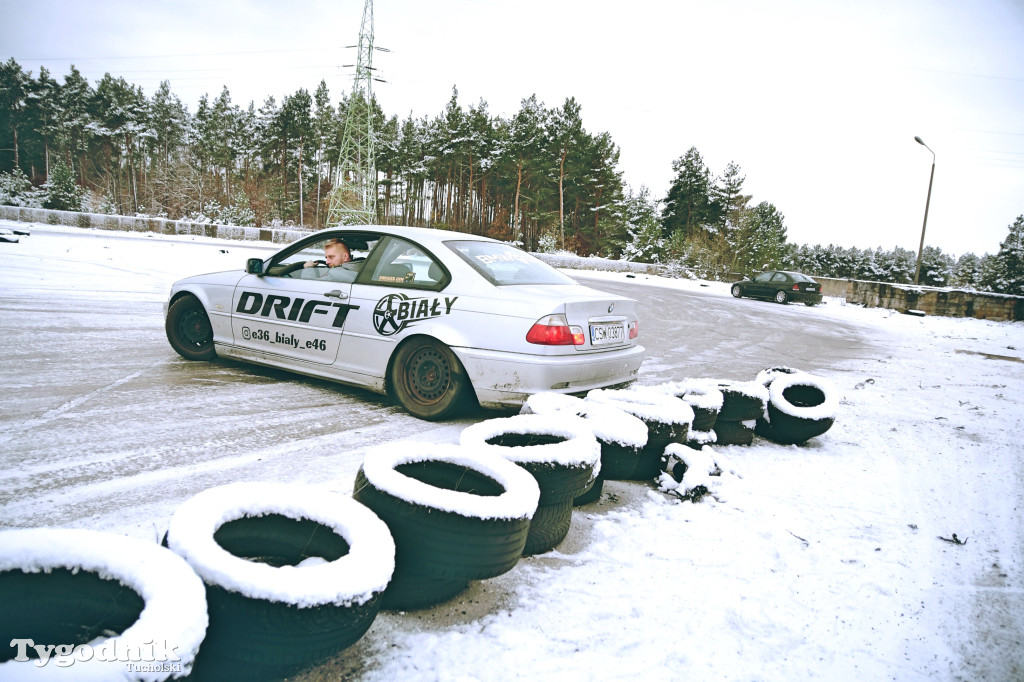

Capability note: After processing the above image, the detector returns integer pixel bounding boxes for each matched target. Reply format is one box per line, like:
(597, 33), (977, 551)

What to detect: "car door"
(334, 236), (453, 382)
(229, 270), (355, 365)
(749, 271), (775, 298)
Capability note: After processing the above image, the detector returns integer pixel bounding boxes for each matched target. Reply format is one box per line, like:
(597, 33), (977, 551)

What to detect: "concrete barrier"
(813, 276), (1023, 321)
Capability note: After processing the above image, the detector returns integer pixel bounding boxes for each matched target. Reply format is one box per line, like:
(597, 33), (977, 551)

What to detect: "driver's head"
(324, 239), (351, 268)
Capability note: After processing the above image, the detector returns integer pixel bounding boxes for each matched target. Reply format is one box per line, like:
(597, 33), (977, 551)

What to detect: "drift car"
(164, 225), (644, 420)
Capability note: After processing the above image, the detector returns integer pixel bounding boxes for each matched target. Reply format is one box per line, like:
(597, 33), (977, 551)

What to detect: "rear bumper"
(454, 344), (646, 409)
(791, 291), (823, 304)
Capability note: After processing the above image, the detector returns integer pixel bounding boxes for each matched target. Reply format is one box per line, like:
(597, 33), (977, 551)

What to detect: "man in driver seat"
(304, 238), (350, 270)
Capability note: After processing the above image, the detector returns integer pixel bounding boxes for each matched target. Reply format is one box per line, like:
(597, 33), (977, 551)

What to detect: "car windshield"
(446, 240), (576, 286)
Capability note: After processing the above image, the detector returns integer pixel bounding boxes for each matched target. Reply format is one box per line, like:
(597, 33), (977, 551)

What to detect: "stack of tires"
(164, 482), (395, 680)
(519, 392), (649, 504)
(353, 442), (539, 610)
(651, 380), (724, 450)
(754, 367), (838, 445)
(460, 414), (600, 555)
(585, 388), (694, 479)
(711, 379), (770, 446)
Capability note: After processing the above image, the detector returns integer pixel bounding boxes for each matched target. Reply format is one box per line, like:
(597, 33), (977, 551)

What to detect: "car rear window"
(446, 241), (576, 286)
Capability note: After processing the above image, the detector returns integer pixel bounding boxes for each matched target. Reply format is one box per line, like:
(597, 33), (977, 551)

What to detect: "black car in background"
(730, 270), (823, 306)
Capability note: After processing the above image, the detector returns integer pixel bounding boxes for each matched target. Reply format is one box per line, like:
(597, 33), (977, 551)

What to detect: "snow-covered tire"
(712, 420), (756, 446)
(573, 473), (605, 506)
(758, 373), (838, 444)
(353, 442), (539, 586)
(459, 414), (601, 504)
(521, 501), (574, 556)
(652, 380), (723, 432)
(164, 483), (394, 679)
(520, 392), (647, 481)
(755, 365), (805, 388)
(0, 528), (207, 681)
(585, 388), (693, 480)
(715, 380), (768, 421)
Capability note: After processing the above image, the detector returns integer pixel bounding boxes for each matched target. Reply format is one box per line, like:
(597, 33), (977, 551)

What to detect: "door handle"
(325, 290), (348, 300)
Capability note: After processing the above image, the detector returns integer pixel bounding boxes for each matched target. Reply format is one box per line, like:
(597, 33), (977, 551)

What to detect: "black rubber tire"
(599, 441), (643, 480)
(510, 457), (596, 505)
(353, 465), (532, 581)
(191, 582), (383, 681)
(522, 501), (573, 556)
(712, 420), (756, 446)
(0, 568), (144, 664)
(716, 381), (768, 421)
(166, 294), (216, 361)
(379, 571), (470, 612)
(763, 383), (835, 444)
(573, 474), (605, 506)
(774, 290), (788, 304)
(731, 284), (743, 298)
(0, 528), (207, 678)
(690, 406), (718, 432)
(389, 336), (475, 420)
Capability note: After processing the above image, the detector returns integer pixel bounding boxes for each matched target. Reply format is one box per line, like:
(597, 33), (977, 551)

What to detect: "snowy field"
(0, 222), (1022, 681)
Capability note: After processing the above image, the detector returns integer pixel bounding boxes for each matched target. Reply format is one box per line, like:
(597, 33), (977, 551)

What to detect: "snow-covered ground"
(1, 222), (1022, 681)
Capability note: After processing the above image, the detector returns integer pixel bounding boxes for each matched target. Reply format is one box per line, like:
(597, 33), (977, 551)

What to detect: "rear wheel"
(730, 284), (743, 298)
(166, 295), (216, 361)
(774, 290), (788, 304)
(389, 337), (474, 420)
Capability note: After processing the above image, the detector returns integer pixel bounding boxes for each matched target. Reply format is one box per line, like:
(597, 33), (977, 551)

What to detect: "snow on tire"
(520, 392), (647, 481)
(714, 380), (768, 422)
(652, 379), (723, 432)
(585, 388), (694, 480)
(164, 482), (394, 680)
(757, 372), (838, 445)
(352, 442), (540, 609)
(0, 528), (208, 681)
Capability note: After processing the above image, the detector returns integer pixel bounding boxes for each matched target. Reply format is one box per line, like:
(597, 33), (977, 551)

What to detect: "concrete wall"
(813, 276), (1024, 322)
(0, 205), (308, 245)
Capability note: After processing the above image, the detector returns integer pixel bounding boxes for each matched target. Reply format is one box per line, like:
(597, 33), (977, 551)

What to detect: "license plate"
(590, 323), (624, 345)
(806, 286), (818, 292)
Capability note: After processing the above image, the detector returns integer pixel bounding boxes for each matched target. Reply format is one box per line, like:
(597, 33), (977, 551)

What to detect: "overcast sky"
(3, 0), (1022, 257)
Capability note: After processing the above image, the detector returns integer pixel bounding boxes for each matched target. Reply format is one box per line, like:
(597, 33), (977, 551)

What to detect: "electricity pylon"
(327, 0), (382, 225)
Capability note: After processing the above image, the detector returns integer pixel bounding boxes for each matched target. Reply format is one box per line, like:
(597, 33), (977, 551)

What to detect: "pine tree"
(662, 147), (714, 240)
(982, 215), (1024, 295)
(42, 157), (82, 210)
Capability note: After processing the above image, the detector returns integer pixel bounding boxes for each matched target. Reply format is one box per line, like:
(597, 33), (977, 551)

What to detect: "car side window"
(366, 237), (445, 288)
(771, 272), (788, 282)
(753, 272), (773, 283)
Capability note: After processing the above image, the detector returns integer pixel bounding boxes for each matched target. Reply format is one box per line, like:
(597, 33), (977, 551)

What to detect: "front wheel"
(166, 295), (216, 361)
(389, 337), (475, 420)
(730, 284), (743, 298)
(774, 290), (788, 304)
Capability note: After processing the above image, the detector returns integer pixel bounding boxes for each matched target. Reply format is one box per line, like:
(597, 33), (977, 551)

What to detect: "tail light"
(628, 320), (639, 339)
(792, 284), (800, 291)
(526, 314), (585, 346)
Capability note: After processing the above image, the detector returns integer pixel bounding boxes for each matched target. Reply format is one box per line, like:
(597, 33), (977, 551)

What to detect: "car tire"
(731, 284), (743, 298)
(353, 442), (539, 585)
(164, 483), (395, 680)
(774, 290), (788, 304)
(0, 528), (208, 679)
(758, 373), (838, 444)
(521, 501), (574, 556)
(166, 295), (216, 361)
(389, 336), (475, 421)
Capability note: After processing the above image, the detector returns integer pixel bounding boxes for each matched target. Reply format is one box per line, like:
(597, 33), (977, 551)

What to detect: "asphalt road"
(0, 265), (875, 532)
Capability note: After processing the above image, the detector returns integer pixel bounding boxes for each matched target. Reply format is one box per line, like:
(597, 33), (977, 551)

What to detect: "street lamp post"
(913, 136), (935, 285)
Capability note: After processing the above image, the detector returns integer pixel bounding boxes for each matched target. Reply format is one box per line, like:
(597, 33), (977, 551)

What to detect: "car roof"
(303, 224), (498, 248)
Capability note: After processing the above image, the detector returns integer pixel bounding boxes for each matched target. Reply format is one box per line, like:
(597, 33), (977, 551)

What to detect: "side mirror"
(246, 258), (264, 275)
